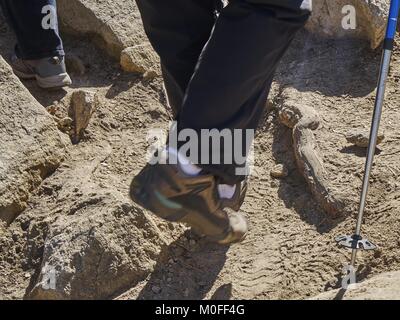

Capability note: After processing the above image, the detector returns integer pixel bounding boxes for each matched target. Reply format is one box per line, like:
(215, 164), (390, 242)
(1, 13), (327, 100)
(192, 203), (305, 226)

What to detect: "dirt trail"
(118, 32), (400, 300)
(2, 20), (400, 299)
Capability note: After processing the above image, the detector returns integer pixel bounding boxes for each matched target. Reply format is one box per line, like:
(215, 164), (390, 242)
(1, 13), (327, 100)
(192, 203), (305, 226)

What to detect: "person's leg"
(135, 0), (221, 117)
(130, 0), (311, 244)
(0, 0), (71, 88)
(0, 0), (64, 59)
(178, 0), (311, 184)
(132, 0), (246, 244)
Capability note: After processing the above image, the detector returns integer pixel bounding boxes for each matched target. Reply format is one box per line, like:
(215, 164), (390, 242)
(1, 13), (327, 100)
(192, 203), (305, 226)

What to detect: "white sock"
(218, 184), (237, 199)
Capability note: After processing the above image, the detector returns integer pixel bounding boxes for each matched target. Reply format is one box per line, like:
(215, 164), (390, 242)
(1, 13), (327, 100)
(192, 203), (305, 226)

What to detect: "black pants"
(0, 0), (64, 59)
(136, 0), (311, 184)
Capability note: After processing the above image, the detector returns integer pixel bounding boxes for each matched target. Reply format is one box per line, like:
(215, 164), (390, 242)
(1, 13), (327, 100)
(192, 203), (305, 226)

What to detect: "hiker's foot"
(10, 54), (72, 89)
(129, 151), (248, 245)
(217, 211), (248, 245)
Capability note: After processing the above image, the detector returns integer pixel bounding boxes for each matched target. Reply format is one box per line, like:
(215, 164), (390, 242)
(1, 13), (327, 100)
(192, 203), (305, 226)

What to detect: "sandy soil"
(1, 20), (400, 300)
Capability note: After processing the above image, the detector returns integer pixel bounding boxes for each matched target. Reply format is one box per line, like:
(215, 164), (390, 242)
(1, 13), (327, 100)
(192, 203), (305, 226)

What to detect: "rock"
(311, 271), (400, 300)
(307, 0), (389, 49)
(28, 193), (167, 300)
(0, 56), (65, 225)
(266, 100), (275, 112)
(57, 0), (153, 60)
(57, 0), (388, 65)
(57, 117), (73, 133)
(346, 130), (385, 148)
(143, 70), (159, 80)
(278, 87), (345, 217)
(278, 91), (320, 130)
(68, 90), (97, 144)
(270, 164), (289, 179)
(65, 54), (86, 76)
(120, 45), (159, 75)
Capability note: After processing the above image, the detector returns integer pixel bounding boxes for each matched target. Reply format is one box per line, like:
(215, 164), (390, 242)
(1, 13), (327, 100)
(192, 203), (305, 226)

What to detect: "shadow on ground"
(136, 231), (229, 300)
(276, 30), (381, 99)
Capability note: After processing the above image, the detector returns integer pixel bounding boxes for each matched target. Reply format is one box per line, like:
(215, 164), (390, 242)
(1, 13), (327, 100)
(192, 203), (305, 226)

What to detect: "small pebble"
(58, 117), (73, 131)
(270, 164), (288, 179)
(346, 130), (385, 148)
(270, 180), (280, 188)
(143, 70), (158, 80)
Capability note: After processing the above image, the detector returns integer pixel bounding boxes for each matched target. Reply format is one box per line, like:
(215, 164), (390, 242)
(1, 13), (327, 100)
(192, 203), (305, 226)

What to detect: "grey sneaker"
(10, 54), (72, 89)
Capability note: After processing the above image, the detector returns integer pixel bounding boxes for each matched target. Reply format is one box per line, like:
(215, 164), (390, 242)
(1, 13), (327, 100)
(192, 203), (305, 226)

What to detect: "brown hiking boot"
(129, 153), (248, 244)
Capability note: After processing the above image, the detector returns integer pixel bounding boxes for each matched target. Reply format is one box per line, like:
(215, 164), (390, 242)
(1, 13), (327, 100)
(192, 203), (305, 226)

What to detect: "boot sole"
(218, 229), (248, 245)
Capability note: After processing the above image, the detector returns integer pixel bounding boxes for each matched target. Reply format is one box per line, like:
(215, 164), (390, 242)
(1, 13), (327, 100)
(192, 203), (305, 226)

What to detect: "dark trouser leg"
(136, 0), (310, 184)
(135, 0), (221, 118)
(0, 0), (64, 59)
(134, 0), (234, 240)
(179, 1), (310, 184)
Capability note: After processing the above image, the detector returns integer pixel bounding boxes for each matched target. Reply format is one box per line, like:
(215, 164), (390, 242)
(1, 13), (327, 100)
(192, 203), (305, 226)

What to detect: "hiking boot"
(129, 154), (248, 245)
(10, 54), (72, 89)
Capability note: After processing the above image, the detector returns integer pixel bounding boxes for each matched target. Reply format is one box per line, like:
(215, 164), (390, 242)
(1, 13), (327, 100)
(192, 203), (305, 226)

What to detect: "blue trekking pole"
(336, 0), (400, 268)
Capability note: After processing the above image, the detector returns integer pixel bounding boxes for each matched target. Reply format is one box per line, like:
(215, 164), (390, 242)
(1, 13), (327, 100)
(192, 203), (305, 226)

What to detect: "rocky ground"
(1, 0), (400, 300)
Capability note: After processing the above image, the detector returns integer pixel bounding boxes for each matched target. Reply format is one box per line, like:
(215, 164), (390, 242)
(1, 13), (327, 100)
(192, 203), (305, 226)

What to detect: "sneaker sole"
(36, 73), (72, 89)
(12, 68), (72, 89)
